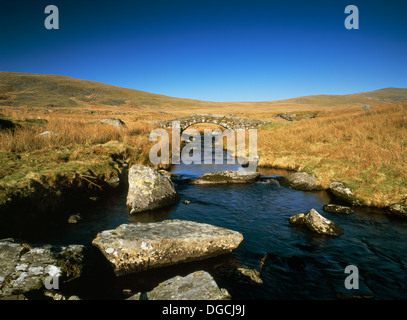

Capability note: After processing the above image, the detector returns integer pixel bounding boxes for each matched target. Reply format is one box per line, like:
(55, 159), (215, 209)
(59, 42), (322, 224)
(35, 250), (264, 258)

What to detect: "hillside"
(1, 71), (407, 114)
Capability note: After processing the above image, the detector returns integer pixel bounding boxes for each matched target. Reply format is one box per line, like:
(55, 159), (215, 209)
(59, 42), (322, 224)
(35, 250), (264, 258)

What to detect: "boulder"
(97, 118), (125, 128)
(387, 203), (407, 219)
(277, 172), (323, 191)
(361, 105), (372, 111)
(322, 204), (353, 215)
(126, 164), (179, 214)
(92, 220), (244, 276)
(191, 170), (260, 185)
(329, 182), (361, 206)
(288, 209), (344, 237)
(127, 271), (231, 300)
(0, 239), (86, 298)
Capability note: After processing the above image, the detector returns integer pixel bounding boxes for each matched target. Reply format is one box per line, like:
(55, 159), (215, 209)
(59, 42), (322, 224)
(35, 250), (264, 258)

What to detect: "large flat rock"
(191, 170), (260, 185)
(92, 220), (244, 276)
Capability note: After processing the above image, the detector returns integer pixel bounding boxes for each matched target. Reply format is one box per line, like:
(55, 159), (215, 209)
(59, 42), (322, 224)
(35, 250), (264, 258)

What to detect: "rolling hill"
(1, 71), (407, 113)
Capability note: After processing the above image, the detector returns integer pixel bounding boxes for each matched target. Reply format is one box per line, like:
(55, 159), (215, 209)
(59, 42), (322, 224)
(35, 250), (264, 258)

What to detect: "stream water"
(1, 135), (407, 300)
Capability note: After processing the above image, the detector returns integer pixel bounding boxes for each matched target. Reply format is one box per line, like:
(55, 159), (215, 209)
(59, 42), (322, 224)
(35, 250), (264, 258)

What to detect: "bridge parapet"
(151, 114), (270, 132)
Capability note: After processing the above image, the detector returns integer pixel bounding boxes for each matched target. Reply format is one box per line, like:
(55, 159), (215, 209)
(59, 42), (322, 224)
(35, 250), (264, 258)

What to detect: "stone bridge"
(151, 114), (270, 133)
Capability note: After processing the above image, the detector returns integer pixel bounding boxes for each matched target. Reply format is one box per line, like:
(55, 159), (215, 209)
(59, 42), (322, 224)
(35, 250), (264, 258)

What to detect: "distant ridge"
(1, 71), (406, 112)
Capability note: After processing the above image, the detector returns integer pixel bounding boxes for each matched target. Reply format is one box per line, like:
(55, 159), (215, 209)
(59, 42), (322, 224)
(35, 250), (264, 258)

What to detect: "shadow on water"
(1, 134), (407, 299)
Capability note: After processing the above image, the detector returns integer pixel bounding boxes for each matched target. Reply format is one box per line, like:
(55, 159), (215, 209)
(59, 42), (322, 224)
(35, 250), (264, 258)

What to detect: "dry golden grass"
(0, 107), (156, 207)
(1, 100), (406, 209)
(0, 108), (154, 155)
(256, 102), (407, 207)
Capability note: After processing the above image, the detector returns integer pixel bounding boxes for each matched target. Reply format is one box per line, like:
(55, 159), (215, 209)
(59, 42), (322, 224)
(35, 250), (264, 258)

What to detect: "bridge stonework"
(151, 114), (270, 132)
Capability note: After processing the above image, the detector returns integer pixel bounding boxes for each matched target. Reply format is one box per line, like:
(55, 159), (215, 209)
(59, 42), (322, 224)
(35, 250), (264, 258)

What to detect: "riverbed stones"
(288, 209), (345, 237)
(277, 172), (323, 191)
(191, 170), (260, 185)
(130, 271), (231, 300)
(0, 238), (86, 298)
(91, 220), (244, 276)
(322, 204), (353, 215)
(126, 164), (179, 214)
(329, 182), (361, 206)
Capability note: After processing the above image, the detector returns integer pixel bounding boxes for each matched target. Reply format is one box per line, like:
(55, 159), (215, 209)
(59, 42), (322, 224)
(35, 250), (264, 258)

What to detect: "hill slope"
(1, 71), (407, 113)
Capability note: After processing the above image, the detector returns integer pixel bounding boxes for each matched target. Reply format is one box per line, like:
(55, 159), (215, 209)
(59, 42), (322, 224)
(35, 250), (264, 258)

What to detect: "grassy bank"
(0, 108), (155, 215)
(256, 102), (407, 207)
(1, 100), (406, 214)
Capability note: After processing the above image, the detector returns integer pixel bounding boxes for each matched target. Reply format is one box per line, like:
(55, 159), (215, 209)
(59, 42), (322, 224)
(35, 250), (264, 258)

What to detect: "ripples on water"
(1, 138), (407, 300)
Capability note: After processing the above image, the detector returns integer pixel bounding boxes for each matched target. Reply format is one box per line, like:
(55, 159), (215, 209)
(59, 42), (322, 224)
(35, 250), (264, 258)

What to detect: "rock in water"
(387, 203), (407, 219)
(126, 164), (179, 214)
(191, 170), (260, 184)
(305, 209), (345, 236)
(322, 204), (353, 215)
(277, 172), (323, 191)
(329, 182), (361, 206)
(143, 271), (231, 300)
(92, 220), (244, 276)
(288, 209), (344, 237)
(68, 213), (81, 224)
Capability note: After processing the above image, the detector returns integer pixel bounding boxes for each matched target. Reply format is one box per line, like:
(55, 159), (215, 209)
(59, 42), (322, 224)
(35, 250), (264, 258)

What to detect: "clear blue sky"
(1, 0), (407, 101)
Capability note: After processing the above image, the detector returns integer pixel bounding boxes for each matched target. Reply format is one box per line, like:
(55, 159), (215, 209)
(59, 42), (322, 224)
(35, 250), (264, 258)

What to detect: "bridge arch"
(151, 114), (269, 133)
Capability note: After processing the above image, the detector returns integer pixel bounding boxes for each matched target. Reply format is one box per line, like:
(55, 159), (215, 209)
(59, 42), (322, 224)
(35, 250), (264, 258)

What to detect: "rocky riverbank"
(266, 169), (407, 219)
(0, 238), (85, 299)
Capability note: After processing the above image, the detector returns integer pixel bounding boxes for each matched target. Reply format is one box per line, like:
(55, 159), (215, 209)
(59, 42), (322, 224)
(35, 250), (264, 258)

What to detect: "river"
(1, 134), (407, 300)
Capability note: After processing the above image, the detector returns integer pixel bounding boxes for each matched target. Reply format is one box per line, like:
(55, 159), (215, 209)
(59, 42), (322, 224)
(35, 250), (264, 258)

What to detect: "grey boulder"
(277, 172), (323, 191)
(92, 220), (244, 276)
(329, 182), (362, 206)
(289, 209), (344, 237)
(126, 164), (179, 214)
